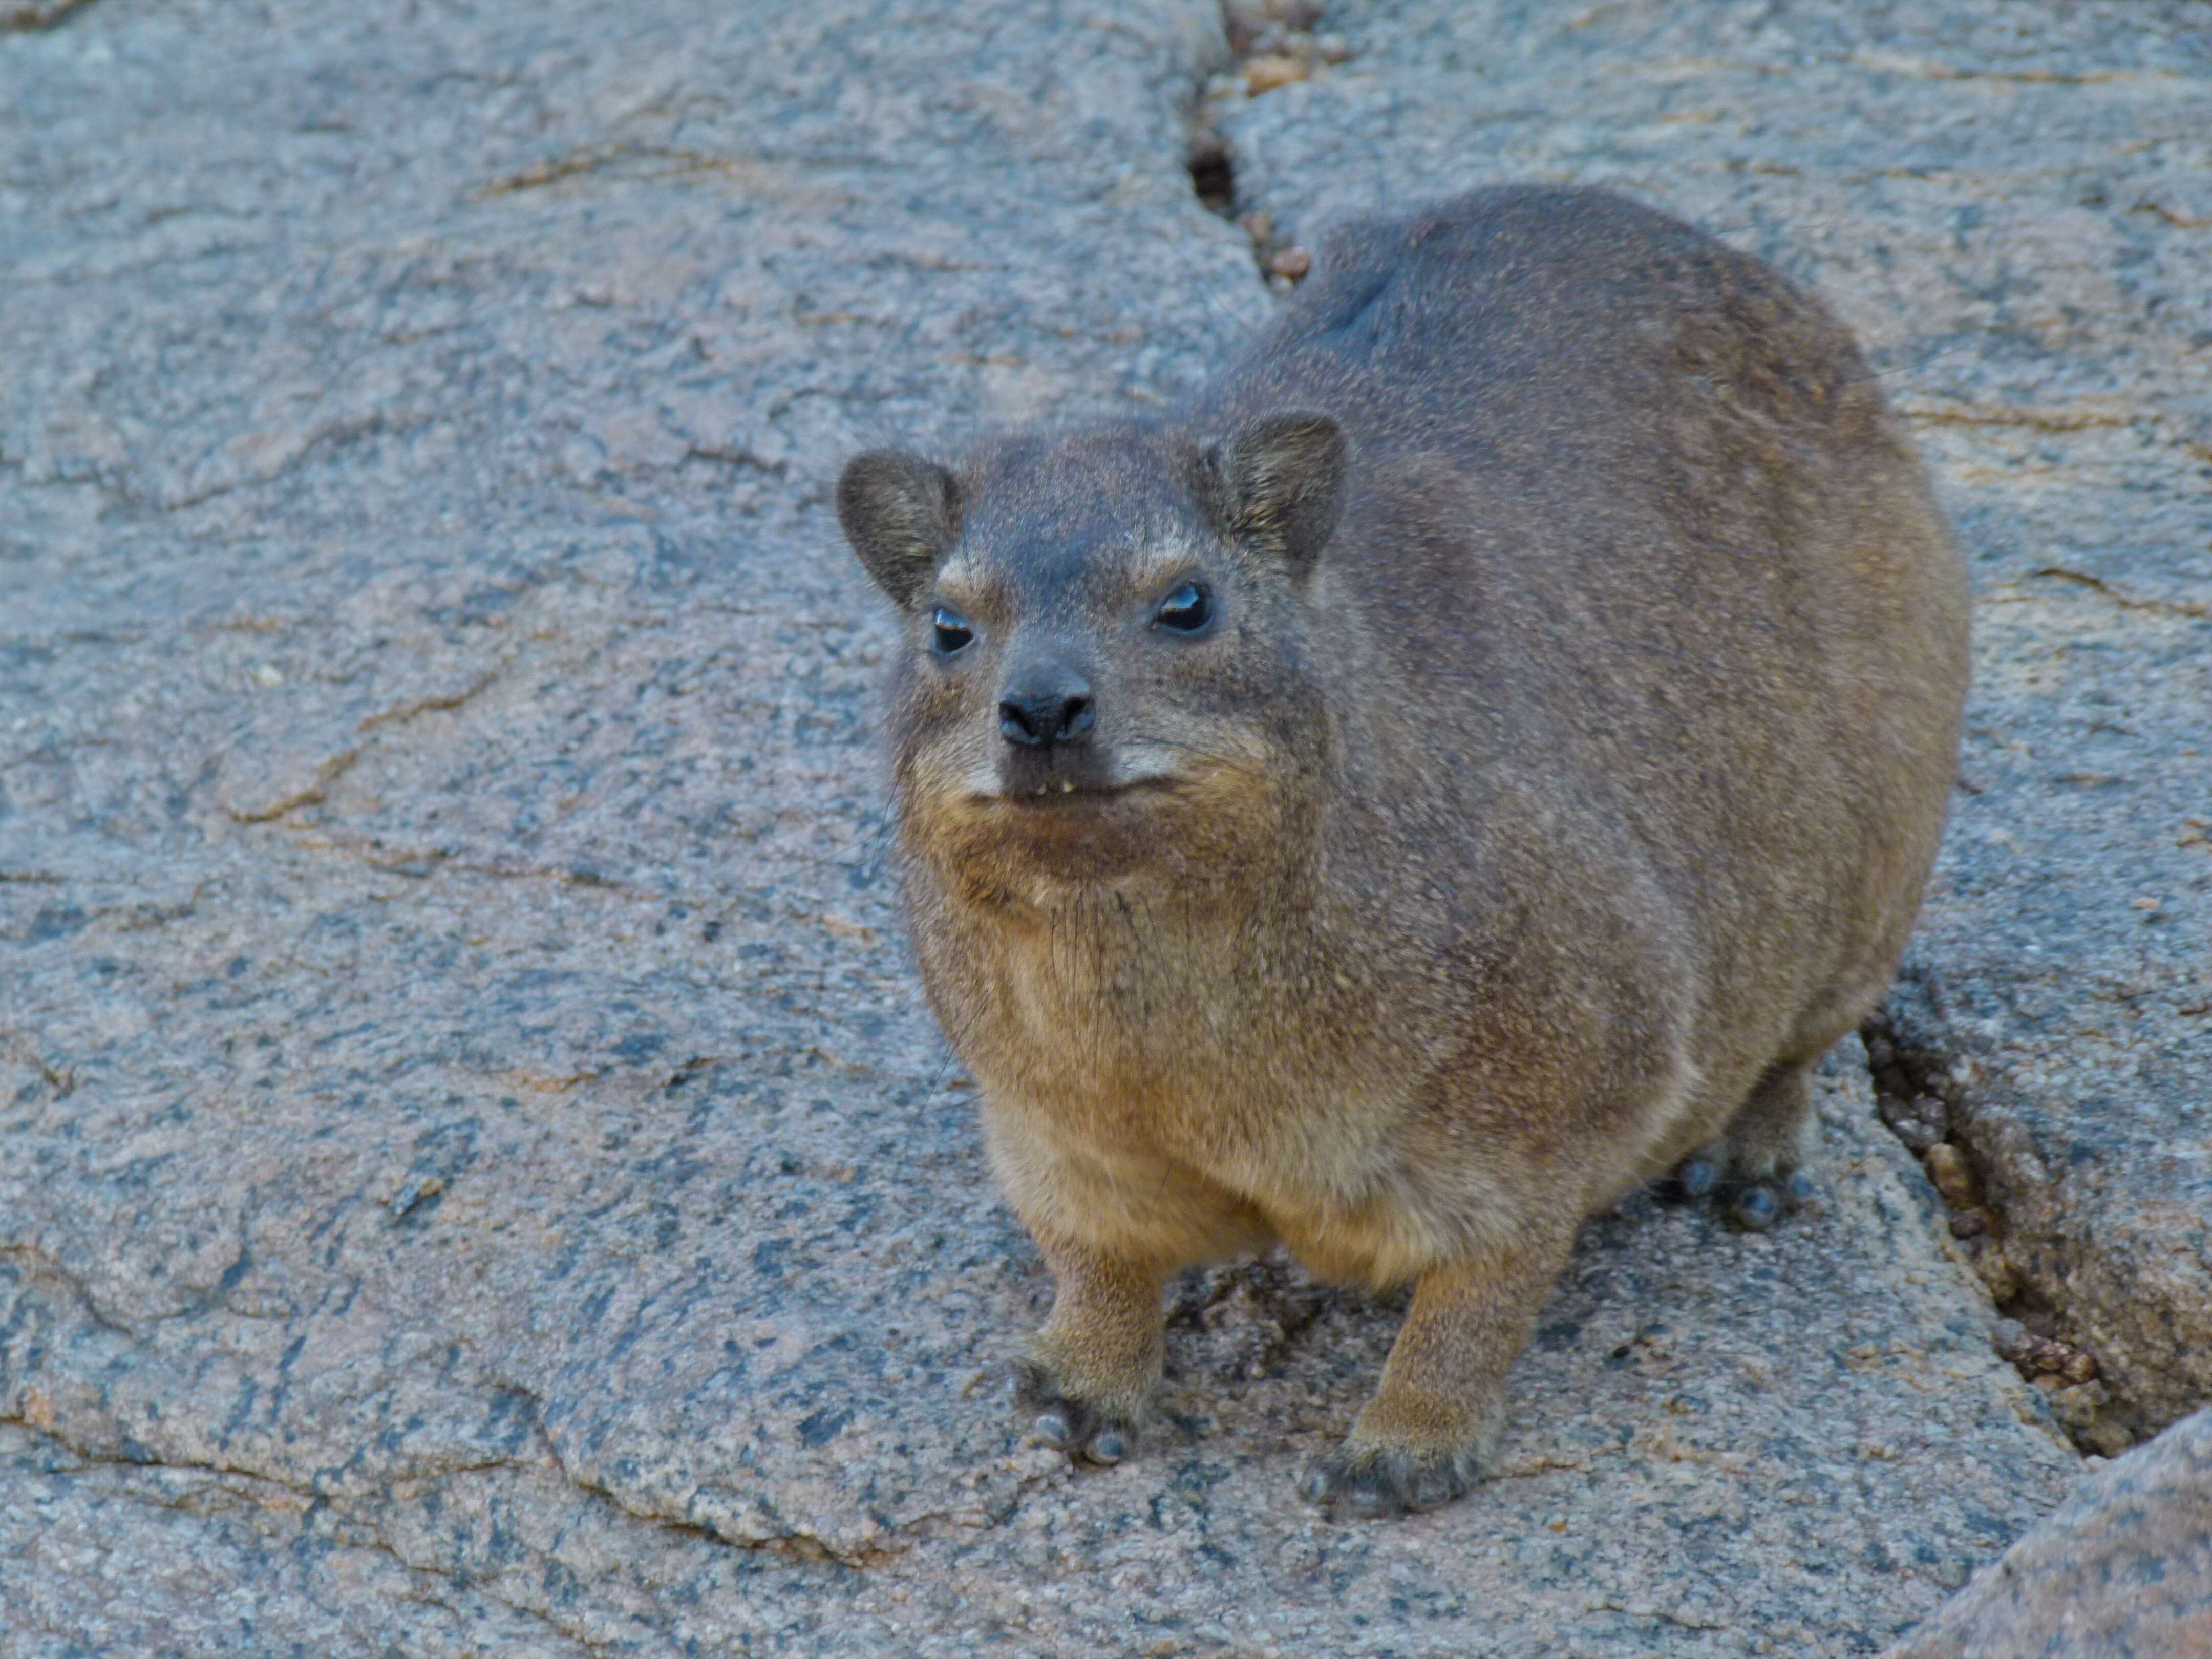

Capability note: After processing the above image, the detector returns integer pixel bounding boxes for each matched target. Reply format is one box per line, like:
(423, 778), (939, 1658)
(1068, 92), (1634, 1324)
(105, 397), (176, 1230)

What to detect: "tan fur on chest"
(927, 886), (1309, 1158)
(918, 887), (1505, 1287)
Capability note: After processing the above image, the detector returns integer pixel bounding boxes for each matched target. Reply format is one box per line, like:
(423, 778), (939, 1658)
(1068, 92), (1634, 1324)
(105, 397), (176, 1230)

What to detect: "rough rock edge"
(1882, 1405), (2212, 1658)
(1861, 996), (2136, 1457)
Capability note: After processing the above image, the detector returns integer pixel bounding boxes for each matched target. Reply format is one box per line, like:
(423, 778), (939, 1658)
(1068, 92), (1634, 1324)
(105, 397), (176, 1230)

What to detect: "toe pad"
(1013, 1362), (1140, 1466)
(1731, 1183), (1781, 1230)
(1301, 1444), (1484, 1519)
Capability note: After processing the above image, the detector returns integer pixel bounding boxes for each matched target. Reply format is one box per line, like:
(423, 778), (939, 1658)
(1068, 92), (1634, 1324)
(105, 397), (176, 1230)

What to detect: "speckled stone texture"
(0, 1), (2192, 1654)
(1214, 0), (2212, 1460)
(1886, 1406), (2212, 1658)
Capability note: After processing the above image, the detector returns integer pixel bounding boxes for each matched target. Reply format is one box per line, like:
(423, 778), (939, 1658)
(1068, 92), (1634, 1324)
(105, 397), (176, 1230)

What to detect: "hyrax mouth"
(999, 775), (1169, 807)
(995, 728), (1114, 802)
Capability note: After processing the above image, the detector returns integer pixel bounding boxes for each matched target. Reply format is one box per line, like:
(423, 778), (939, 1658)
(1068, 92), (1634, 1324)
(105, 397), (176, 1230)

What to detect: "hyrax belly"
(981, 1055), (1515, 1296)
(841, 184), (1969, 1516)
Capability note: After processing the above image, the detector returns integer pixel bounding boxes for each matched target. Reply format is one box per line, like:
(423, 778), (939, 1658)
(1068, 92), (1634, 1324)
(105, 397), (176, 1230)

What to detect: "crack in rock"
(2028, 566), (2211, 623)
(1, 0), (96, 30)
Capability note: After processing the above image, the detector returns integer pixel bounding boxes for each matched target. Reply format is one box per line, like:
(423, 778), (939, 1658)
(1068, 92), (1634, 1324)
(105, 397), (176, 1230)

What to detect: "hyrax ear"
(1200, 411), (1345, 576)
(836, 450), (963, 610)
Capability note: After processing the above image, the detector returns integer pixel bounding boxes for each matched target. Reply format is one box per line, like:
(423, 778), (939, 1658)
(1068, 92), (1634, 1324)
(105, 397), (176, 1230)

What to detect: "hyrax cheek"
(901, 730), (1000, 801)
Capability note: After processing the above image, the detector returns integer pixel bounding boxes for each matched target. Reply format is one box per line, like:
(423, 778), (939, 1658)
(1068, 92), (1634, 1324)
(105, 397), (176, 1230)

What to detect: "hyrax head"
(837, 414), (1346, 895)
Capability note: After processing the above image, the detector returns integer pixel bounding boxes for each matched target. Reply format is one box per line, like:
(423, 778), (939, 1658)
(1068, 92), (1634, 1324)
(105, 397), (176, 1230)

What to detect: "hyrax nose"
(999, 664), (1094, 749)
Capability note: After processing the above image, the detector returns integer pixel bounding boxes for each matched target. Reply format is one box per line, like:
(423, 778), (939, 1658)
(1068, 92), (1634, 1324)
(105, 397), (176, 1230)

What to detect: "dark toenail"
(1348, 1484), (1391, 1519)
(1734, 1185), (1780, 1230)
(1089, 1431), (1126, 1464)
(1301, 1466), (1332, 1502)
(1784, 1171), (1816, 1205)
(1679, 1159), (1718, 1198)
(1034, 1410), (1072, 1447)
(1407, 1469), (1450, 1511)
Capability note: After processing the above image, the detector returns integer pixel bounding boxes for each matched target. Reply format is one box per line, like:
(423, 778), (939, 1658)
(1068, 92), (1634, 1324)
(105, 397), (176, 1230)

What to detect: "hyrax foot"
(1012, 1358), (1141, 1463)
(1301, 1440), (1484, 1519)
(1012, 1244), (1164, 1466)
(1670, 1152), (1817, 1231)
(1671, 1058), (1822, 1229)
(1298, 1249), (1559, 1519)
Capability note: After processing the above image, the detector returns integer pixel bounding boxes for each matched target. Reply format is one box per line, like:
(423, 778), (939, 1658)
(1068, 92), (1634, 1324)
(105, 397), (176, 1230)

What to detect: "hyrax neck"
(909, 835), (1413, 1168)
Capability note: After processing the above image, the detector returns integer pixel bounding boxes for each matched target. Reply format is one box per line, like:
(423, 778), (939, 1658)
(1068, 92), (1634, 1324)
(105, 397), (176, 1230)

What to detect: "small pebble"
(387, 1172), (444, 1219)
(1923, 1142), (1980, 1209)
(1245, 53), (1308, 94)
(1879, 1093), (1940, 1150)
(1268, 247), (1313, 281)
(1975, 1247), (2020, 1303)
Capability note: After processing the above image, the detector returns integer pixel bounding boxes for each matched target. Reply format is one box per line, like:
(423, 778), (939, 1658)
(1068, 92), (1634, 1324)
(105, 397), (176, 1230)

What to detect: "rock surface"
(0, 1), (2197, 1654)
(1216, 0), (2212, 1460)
(1886, 1406), (2212, 1658)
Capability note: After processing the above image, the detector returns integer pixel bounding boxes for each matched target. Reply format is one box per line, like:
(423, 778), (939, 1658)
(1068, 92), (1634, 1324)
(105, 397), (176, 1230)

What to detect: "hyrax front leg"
(1303, 1230), (1574, 1519)
(1015, 1240), (1164, 1466)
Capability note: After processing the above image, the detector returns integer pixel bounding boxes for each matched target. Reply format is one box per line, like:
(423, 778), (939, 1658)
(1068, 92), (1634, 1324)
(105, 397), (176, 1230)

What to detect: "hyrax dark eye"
(931, 606), (974, 655)
(1153, 581), (1213, 635)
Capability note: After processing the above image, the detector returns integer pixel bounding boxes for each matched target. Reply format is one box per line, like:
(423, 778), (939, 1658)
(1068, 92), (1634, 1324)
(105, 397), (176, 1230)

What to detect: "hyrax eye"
(1152, 581), (1213, 636)
(931, 606), (974, 655)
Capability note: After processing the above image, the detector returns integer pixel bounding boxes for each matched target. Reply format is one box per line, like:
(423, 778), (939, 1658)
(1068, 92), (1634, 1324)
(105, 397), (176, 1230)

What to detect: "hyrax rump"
(837, 186), (1970, 1518)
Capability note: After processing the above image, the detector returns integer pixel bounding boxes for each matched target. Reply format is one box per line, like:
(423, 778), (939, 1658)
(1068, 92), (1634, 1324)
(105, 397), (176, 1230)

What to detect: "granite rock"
(1887, 1406), (2212, 1658)
(1, 0), (2194, 1653)
(1214, 0), (2212, 1458)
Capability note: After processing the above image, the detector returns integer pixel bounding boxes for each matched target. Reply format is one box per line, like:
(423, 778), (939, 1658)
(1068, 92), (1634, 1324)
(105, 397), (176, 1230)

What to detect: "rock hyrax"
(837, 186), (1970, 1517)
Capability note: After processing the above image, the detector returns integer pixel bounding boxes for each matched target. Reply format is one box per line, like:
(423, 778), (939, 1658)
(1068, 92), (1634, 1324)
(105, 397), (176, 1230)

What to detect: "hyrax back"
(837, 187), (1969, 1516)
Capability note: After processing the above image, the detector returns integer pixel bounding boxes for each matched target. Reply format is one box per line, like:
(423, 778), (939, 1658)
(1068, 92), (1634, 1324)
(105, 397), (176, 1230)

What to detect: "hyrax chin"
(836, 186), (1969, 1518)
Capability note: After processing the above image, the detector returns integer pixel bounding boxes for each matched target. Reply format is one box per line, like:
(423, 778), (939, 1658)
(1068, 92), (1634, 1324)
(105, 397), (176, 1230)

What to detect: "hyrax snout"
(837, 186), (1970, 1517)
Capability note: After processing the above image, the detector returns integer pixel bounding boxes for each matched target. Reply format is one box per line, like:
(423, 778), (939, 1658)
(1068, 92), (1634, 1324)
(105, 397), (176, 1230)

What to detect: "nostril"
(998, 668), (1093, 749)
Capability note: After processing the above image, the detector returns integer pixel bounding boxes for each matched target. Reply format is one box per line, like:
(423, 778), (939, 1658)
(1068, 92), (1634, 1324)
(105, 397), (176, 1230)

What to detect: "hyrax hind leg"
(1302, 1221), (1578, 1519)
(1674, 1058), (1820, 1232)
(1014, 1240), (1164, 1466)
